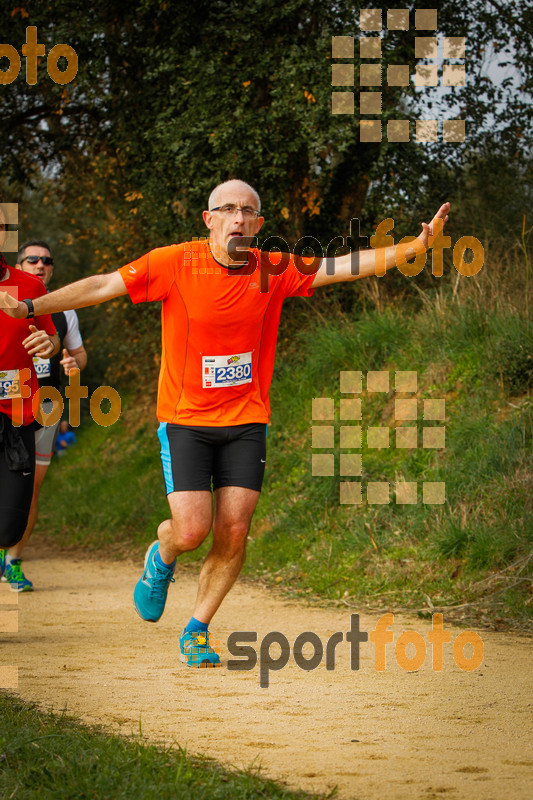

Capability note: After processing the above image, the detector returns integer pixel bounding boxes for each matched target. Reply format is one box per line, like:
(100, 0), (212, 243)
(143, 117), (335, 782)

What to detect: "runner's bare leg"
(193, 486), (259, 623)
(157, 490), (212, 562)
(156, 486), (259, 623)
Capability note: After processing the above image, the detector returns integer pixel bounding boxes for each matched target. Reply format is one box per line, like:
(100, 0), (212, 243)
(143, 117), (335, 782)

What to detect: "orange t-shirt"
(118, 240), (316, 425)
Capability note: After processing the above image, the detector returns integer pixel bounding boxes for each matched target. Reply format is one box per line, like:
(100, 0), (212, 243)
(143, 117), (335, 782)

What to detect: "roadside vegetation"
(0, 694), (327, 800)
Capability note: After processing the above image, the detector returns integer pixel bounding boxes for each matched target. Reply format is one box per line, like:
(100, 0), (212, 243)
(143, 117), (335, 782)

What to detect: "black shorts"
(158, 422), (267, 493)
(0, 413), (35, 548)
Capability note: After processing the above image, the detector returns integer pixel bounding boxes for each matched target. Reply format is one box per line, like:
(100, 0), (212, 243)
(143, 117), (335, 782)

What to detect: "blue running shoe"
(0, 549), (6, 578)
(180, 628), (221, 668)
(1, 558), (33, 592)
(133, 541), (175, 622)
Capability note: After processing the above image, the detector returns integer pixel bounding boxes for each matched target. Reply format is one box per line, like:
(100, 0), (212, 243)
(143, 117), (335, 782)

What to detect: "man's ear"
(202, 210), (214, 231)
(254, 216), (265, 235)
(15, 262), (23, 271)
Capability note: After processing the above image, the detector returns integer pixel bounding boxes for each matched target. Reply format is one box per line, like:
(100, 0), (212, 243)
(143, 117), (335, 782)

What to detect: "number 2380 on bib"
(202, 352), (253, 389)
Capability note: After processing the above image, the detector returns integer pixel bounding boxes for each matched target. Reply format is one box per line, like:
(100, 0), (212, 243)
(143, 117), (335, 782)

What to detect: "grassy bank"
(0, 693), (326, 800)
(39, 298), (533, 627)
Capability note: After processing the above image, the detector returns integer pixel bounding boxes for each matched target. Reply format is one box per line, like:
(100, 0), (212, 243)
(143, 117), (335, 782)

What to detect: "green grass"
(0, 693), (328, 800)
(39, 300), (533, 627)
(39, 417), (168, 550)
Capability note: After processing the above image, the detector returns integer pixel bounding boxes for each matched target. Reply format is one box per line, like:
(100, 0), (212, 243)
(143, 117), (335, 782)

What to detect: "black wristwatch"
(22, 298), (35, 318)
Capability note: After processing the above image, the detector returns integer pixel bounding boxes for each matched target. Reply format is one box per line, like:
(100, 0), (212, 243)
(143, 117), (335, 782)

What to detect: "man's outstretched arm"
(311, 202), (450, 288)
(0, 271), (128, 319)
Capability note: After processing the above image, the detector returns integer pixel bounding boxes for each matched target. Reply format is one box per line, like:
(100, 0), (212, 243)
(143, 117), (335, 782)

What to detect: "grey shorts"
(35, 399), (61, 466)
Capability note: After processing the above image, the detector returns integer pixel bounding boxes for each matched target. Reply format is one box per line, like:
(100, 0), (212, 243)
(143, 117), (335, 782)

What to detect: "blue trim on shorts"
(157, 423), (174, 494)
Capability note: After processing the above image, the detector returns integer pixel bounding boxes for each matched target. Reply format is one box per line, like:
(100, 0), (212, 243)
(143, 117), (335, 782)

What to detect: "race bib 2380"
(202, 351), (253, 388)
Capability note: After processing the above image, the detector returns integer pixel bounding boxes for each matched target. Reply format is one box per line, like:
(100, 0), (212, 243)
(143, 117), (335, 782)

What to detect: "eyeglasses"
(210, 204), (261, 219)
(23, 255), (54, 266)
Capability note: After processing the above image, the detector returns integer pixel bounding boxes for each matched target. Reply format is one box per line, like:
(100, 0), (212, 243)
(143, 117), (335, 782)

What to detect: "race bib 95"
(0, 369), (22, 400)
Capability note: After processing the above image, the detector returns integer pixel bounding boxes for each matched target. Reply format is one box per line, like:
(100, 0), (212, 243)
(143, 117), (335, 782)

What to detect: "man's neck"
(208, 239), (249, 270)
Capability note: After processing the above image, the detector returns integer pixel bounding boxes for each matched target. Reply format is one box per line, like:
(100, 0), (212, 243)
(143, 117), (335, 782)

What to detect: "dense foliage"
(2, 0), (531, 391)
(2, 0), (531, 242)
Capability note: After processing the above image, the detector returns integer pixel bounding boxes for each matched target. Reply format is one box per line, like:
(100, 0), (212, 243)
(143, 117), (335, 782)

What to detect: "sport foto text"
(2, 368), (120, 428)
(227, 613), (484, 687)
(0, 27), (78, 85)
(223, 216), (482, 292)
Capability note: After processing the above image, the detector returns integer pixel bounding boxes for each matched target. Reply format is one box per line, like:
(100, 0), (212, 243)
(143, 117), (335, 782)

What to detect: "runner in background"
(56, 420), (76, 456)
(0, 251), (59, 556)
(0, 240), (87, 592)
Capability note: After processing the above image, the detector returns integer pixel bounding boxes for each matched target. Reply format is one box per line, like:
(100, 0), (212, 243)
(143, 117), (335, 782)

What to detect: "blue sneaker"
(0, 549), (6, 577)
(179, 628), (221, 668)
(133, 542), (175, 622)
(1, 558), (33, 592)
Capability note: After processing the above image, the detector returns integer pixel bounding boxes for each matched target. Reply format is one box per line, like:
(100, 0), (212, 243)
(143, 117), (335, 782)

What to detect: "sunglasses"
(23, 255), (54, 266)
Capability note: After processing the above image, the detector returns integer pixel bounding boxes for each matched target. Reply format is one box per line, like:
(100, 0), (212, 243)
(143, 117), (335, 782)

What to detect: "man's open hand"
(417, 202), (450, 249)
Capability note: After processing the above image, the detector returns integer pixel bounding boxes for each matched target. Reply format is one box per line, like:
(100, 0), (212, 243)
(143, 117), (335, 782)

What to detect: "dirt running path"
(1, 545), (532, 800)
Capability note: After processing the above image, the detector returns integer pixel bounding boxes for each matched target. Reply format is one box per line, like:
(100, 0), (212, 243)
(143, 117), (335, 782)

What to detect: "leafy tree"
(1, 0), (531, 379)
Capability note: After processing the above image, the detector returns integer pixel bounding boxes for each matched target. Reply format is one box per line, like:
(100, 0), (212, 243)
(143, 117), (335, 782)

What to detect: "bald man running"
(0, 180), (449, 667)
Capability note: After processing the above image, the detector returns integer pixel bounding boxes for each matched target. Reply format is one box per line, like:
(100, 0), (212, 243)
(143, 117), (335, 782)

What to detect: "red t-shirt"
(118, 240), (316, 425)
(0, 269), (56, 425)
